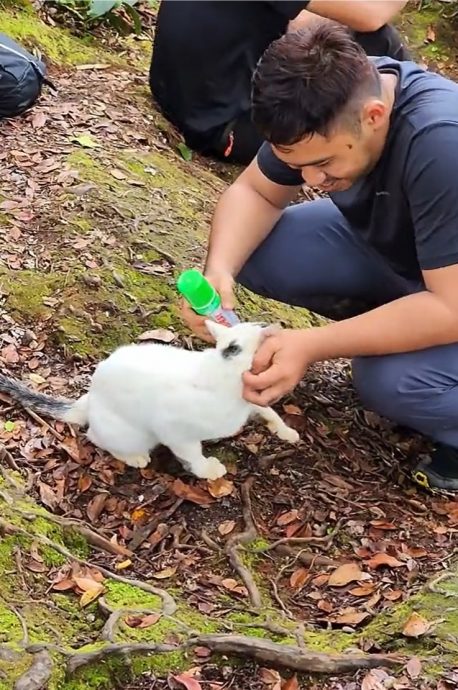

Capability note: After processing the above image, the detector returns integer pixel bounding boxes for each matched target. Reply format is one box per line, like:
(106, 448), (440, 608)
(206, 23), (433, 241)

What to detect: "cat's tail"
(0, 374), (89, 425)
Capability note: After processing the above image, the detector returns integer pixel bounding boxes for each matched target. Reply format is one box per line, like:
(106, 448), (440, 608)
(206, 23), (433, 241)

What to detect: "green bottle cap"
(177, 269), (221, 315)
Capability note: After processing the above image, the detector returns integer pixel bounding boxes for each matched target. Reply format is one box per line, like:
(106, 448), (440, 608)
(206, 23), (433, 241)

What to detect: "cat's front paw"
(277, 426), (300, 444)
(193, 457), (227, 480)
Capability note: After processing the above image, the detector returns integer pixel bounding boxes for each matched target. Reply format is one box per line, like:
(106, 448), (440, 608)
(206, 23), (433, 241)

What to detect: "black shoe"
(413, 443), (458, 493)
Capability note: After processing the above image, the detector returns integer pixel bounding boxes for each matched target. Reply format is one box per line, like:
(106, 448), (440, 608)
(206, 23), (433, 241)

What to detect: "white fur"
(64, 321), (299, 479)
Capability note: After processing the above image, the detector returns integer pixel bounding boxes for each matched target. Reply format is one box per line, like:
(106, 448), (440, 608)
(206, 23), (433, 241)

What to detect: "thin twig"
(24, 407), (65, 442)
(274, 545), (335, 568)
(225, 478), (262, 608)
(11, 606), (29, 647)
(258, 520), (343, 553)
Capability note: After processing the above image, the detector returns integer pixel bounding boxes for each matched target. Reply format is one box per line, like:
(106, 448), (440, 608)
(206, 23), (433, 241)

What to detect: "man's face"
(272, 101), (388, 194)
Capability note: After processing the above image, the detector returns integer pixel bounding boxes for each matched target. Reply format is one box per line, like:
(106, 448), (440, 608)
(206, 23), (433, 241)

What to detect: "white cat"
(0, 321), (299, 479)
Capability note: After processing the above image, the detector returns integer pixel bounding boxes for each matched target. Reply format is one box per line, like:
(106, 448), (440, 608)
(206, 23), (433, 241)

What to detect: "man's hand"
(243, 329), (313, 406)
(180, 271), (235, 342)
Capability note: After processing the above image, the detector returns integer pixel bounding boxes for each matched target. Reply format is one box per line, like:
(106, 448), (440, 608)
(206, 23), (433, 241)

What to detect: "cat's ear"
(260, 323), (282, 340)
(205, 320), (228, 341)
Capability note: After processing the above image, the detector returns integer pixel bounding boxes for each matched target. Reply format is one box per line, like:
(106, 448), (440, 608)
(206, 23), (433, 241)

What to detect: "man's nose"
(301, 167), (326, 187)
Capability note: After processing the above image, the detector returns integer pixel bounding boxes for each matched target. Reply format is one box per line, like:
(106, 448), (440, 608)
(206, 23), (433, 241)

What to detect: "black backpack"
(0, 33), (49, 119)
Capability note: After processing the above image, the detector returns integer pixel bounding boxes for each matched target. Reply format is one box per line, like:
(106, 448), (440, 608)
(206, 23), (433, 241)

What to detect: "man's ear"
(260, 323), (282, 340)
(205, 320), (228, 341)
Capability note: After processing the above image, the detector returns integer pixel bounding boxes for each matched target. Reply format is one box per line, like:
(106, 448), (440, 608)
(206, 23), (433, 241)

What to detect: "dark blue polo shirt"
(257, 58), (458, 280)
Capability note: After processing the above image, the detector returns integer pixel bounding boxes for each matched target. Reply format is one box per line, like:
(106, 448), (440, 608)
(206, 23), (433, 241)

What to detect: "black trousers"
(212, 23), (411, 165)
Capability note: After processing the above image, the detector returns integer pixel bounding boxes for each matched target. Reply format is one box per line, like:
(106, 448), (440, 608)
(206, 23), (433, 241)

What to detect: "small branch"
(225, 478), (262, 608)
(259, 520), (343, 553)
(129, 498), (184, 551)
(427, 571), (458, 597)
(0, 446), (23, 489)
(24, 408), (64, 442)
(14, 650), (53, 690)
(12, 606), (29, 647)
(0, 443), (21, 472)
(201, 529), (220, 551)
(0, 519), (177, 615)
(274, 545), (335, 567)
(189, 634), (404, 673)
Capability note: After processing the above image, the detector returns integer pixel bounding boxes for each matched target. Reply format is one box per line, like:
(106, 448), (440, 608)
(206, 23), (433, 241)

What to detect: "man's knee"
(352, 351), (458, 432)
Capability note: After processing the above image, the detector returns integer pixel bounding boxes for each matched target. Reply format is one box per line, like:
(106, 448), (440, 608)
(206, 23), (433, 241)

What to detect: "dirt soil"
(0, 2), (457, 690)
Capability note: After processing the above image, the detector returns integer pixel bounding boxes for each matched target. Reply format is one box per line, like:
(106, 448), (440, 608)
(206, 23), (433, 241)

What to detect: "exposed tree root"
(14, 650), (53, 690)
(186, 634), (404, 673)
(225, 478), (262, 608)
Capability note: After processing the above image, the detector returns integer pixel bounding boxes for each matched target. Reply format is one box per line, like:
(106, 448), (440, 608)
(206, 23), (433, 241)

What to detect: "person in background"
(182, 23), (458, 493)
(149, 1), (409, 165)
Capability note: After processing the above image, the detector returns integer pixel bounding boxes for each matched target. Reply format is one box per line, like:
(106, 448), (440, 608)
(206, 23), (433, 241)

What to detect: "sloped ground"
(0, 2), (457, 690)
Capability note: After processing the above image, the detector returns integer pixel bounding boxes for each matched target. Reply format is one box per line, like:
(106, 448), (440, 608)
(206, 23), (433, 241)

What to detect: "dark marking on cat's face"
(222, 340), (242, 359)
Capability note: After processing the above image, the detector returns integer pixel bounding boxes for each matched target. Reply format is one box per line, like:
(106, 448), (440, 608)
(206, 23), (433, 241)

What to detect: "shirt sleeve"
(267, 1), (310, 20)
(405, 124), (458, 270)
(257, 142), (304, 186)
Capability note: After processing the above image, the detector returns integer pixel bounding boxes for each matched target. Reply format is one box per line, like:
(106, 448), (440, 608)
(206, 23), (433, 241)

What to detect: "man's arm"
(243, 270), (458, 406)
(205, 159), (300, 278)
(301, 1), (408, 33)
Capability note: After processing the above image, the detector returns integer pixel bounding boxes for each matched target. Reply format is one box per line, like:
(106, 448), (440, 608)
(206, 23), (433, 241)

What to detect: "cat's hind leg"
(250, 404), (300, 443)
(87, 413), (154, 469)
(166, 440), (226, 480)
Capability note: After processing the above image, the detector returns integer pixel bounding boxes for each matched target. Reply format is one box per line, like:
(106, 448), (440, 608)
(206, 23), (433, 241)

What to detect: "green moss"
(397, 2), (456, 63)
(0, 604), (22, 644)
(0, 3), (105, 66)
(1, 270), (59, 321)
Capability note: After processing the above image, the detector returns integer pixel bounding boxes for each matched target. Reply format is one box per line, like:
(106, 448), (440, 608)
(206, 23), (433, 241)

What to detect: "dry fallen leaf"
(402, 612), (430, 638)
(125, 613), (161, 628)
(86, 493), (108, 522)
(383, 589), (403, 601)
(152, 566), (177, 580)
(366, 553), (404, 569)
(207, 477), (234, 498)
(334, 611), (370, 626)
(52, 578), (75, 591)
(137, 328), (176, 343)
(78, 474), (92, 492)
(218, 520), (235, 535)
(259, 668), (282, 686)
(172, 672), (203, 690)
(38, 481), (59, 510)
(282, 404), (302, 415)
(282, 675), (299, 690)
(172, 479), (214, 506)
(328, 562), (367, 587)
(361, 669), (393, 690)
(426, 24), (436, 43)
(289, 567), (309, 590)
(406, 656), (422, 679)
(80, 585), (105, 607)
(277, 510), (299, 526)
(369, 520), (397, 530)
(115, 559), (132, 570)
(349, 583), (376, 597)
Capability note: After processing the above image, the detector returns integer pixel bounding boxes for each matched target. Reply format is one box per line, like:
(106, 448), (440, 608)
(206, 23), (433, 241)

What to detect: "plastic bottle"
(177, 269), (239, 327)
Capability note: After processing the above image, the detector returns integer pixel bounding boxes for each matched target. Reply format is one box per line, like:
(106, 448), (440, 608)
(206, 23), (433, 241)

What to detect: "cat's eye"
(222, 341), (241, 359)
